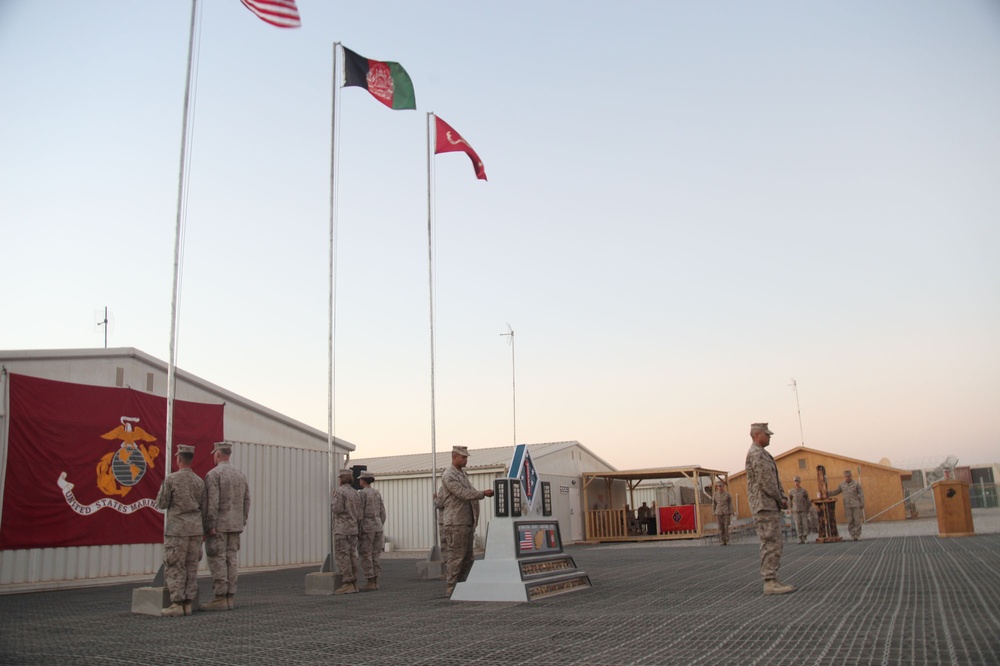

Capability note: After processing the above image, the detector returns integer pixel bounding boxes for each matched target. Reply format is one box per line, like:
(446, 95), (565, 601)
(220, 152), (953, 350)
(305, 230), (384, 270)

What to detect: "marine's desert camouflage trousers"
(163, 535), (201, 603)
(334, 534), (360, 583)
(206, 532), (241, 597)
(441, 524), (475, 586)
(716, 514), (731, 544)
(358, 531), (384, 580)
(753, 510), (783, 581)
(793, 511), (810, 540)
(845, 506), (864, 539)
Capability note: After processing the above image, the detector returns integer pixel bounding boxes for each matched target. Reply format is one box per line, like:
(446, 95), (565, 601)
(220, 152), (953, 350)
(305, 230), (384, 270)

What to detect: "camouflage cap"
(360, 470), (375, 480)
(793, 476), (801, 482)
(844, 469), (853, 476)
(176, 444), (195, 454)
(337, 468), (354, 478)
(213, 441), (231, 452)
(750, 422), (774, 435)
(452, 445), (470, 457)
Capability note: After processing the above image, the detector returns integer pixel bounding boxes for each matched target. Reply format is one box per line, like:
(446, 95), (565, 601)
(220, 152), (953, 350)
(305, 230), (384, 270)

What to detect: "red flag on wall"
(0, 374), (223, 550)
(240, 0), (302, 28)
(658, 505), (697, 533)
(434, 115), (487, 181)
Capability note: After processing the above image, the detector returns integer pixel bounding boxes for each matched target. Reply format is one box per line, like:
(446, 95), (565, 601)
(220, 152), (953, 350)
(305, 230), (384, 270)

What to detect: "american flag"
(240, 0), (301, 28)
(519, 529), (534, 552)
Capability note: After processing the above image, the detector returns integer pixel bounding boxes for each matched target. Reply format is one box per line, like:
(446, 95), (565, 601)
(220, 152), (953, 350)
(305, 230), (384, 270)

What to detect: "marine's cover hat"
(452, 445), (470, 457)
(176, 444), (195, 454)
(750, 422), (774, 435)
(213, 441), (231, 452)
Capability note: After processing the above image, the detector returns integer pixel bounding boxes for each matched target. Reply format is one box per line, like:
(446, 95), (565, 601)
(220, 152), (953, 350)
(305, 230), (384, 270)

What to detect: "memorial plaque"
(494, 479), (510, 517)
(514, 520), (562, 558)
(541, 481), (552, 517)
(526, 574), (592, 600)
(511, 479), (522, 517)
(519, 556), (576, 579)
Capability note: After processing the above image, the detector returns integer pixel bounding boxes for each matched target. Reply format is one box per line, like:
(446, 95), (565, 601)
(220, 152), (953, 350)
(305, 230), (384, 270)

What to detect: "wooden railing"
(585, 509), (627, 539)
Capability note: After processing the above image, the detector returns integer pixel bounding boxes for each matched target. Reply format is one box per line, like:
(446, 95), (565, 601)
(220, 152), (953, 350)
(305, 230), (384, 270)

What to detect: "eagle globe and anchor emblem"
(96, 416), (160, 497)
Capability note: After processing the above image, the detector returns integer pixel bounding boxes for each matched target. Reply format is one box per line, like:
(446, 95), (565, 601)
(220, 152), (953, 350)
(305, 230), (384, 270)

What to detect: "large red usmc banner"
(0, 374), (223, 550)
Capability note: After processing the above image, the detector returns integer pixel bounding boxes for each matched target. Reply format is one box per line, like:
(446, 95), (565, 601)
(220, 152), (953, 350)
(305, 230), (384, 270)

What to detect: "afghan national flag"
(343, 46), (416, 110)
(434, 115), (487, 181)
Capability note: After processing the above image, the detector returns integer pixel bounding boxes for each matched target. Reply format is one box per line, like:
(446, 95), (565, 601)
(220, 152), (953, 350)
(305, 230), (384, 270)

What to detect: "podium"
(933, 480), (974, 537)
(812, 499), (842, 543)
(812, 464), (843, 543)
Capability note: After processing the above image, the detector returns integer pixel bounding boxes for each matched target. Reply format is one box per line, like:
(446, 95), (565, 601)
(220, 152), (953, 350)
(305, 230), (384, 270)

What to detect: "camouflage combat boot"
(444, 585), (454, 598)
(161, 602), (185, 617)
(334, 582), (357, 594)
(763, 579), (796, 595)
(202, 595), (229, 611)
(360, 577), (378, 592)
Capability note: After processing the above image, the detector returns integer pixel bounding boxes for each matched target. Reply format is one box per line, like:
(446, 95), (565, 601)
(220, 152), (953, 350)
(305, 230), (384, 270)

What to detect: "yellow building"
(727, 446), (911, 522)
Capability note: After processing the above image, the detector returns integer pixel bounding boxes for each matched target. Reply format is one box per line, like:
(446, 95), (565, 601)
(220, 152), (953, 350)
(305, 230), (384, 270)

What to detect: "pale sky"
(2, 1), (998, 475)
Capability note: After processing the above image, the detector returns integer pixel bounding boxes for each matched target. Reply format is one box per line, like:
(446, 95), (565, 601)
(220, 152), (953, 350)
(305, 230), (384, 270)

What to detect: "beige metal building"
(727, 445), (911, 522)
(351, 441), (617, 550)
(0, 348), (355, 592)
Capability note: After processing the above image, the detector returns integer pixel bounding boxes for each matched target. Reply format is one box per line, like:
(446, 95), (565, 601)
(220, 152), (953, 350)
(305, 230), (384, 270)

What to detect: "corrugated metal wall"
(377, 470), (502, 551)
(0, 441), (339, 590)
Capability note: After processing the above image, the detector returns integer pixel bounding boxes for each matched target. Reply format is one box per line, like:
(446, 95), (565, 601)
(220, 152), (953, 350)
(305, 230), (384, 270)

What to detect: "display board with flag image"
(343, 46), (416, 110)
(239, 0), (301, 28)
(0, 374), (223, 550)
(434, 115), (487, 181)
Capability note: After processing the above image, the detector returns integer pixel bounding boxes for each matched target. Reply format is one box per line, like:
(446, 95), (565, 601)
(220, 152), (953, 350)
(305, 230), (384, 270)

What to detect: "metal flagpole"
(426, 112), (440, 561)
(167, 0), (199, 492)
(156, 0), (199, 586)
(323, 41), (341, 573)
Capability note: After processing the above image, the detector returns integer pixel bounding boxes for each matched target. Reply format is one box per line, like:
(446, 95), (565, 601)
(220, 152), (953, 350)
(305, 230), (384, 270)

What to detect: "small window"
(798, 458), (807, 470)
(115, 367), (124, 387)
(146, 372), (154, 392)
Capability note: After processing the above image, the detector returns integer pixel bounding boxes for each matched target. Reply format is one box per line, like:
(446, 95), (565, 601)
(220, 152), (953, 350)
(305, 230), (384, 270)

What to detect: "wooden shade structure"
(582, 466), (729, 542)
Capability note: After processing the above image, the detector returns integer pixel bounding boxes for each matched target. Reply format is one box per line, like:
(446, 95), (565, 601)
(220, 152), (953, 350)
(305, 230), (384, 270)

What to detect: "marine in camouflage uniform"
(745, 423), (795, 595)
(331, 469), (363, 594)
(828, 470), (865, 541)
(440, 446), (494, 597)
(788, 476), (811, 544)
(712, 481), (733, 545)
(201, 442), (251, 611)
(357, 471), (387, 591)
(155, 444), (204, 616)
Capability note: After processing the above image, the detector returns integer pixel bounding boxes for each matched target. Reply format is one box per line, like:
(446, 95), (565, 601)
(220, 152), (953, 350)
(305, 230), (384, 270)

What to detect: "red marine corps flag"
(434, 115), (487, 181)
(0, 374), (223, 550)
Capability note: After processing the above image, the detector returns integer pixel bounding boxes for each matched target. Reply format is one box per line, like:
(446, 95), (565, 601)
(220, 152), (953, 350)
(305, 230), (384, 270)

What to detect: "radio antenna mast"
(501, 323), (516, 446)
(789, 378), (804, 445)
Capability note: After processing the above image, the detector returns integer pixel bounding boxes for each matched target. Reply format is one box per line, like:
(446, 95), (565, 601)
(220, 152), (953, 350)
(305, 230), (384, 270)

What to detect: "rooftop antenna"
(94, 306), (114, 349)
(789, 378), (804, 446)
(500, 323), (516, 446)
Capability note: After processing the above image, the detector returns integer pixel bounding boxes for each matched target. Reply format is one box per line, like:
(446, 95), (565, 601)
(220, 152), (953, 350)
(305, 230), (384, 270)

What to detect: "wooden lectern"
(812, 465), (843, 543)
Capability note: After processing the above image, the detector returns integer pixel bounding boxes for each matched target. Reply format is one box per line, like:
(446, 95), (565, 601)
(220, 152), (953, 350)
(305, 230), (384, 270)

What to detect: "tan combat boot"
(360, 577), (378, 592)
(202, 595), (229, 611)
(183, 602), (193, 616)
(226, 595), (234, 610)
(763, 579), (796, 595)
(334, 582), (357, 594)
(161, 602), (185, 617)
(444, 585), (454, 598)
